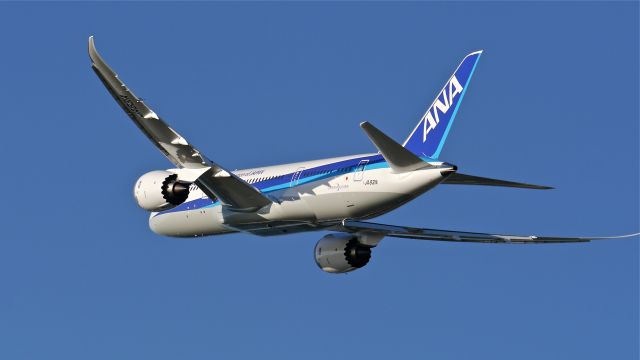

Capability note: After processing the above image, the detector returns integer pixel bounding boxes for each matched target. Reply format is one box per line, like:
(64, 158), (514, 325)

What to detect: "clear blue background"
(0, 2), (637, 359)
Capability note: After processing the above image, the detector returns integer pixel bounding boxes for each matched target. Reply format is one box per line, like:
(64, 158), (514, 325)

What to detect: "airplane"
(88, 37), (638, 273)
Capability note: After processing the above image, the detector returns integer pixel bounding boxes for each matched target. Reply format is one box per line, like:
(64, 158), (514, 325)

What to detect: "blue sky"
(0, 2), (637, 359)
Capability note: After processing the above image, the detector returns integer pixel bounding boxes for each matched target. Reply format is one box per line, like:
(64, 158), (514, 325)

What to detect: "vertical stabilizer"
(403, 51), (482, 159)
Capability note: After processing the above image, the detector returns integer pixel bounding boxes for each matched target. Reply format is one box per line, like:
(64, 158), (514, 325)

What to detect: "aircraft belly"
(304, 191), (405, 220)
(301, 167), (444, 220)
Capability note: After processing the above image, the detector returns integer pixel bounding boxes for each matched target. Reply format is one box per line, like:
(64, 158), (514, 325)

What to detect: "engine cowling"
(314, 234), (374, 273)
(133, 170), (191, 211)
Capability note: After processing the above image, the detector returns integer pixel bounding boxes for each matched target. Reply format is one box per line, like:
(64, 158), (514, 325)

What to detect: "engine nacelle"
(133, 170), (191, 211)
(314, 234), (374, 273)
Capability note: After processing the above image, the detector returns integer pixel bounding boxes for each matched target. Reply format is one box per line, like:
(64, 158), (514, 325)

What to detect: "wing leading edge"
(342, 220), (639, 244)
(89, 36), (272, 211)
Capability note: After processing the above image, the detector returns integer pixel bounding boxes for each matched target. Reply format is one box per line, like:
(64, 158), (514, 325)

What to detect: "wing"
(442, 173), (552, 190)
(88, 36), (211, 169)
(89, 37), (272, 211)
(194, 167), (272, 211)
(341, 220), (639, 244)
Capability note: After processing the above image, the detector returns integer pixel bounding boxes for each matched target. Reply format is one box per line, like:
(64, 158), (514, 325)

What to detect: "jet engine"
(133, 170), (191, 211)
(314, 234), (375, 273)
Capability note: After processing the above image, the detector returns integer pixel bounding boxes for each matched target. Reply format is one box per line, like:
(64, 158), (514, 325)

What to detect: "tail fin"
(403, 51), (482, 159)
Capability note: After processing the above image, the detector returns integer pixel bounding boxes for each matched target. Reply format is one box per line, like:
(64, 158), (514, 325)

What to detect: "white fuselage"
(149, 153), (449, 237)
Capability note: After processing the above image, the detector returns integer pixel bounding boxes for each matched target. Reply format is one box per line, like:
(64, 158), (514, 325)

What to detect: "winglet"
(360, 122), (432, 173)
(88, 36), (117, 81)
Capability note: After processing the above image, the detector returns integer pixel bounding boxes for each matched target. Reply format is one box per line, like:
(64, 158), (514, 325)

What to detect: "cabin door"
(353, 160), (369, 181)
(290, 167), (305, 187)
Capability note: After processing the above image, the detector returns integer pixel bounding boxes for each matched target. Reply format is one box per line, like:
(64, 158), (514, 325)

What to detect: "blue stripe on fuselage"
(154, 154), (434, 217)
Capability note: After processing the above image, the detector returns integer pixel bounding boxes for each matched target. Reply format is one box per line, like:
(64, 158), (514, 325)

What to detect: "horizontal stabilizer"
(443, 172), (552, 190)
(360, 122), (431, 173)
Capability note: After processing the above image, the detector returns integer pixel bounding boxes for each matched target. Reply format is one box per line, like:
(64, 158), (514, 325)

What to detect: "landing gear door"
(353, 160), (369, 181)
(290, 167), (305, 187)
